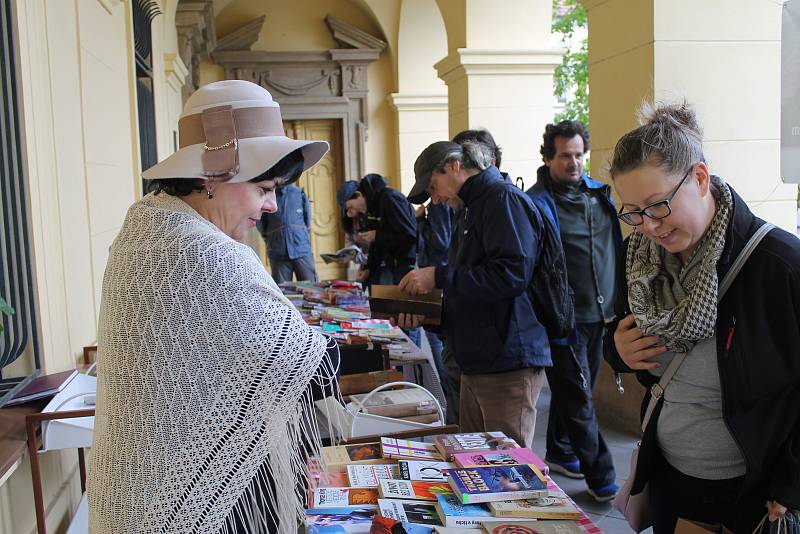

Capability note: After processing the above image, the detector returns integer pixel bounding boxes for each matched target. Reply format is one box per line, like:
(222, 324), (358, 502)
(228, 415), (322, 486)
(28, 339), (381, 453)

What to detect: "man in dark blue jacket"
(404, 140), (551, 449)
(259, 183), (317, 282)
(526, 120), (622, 502)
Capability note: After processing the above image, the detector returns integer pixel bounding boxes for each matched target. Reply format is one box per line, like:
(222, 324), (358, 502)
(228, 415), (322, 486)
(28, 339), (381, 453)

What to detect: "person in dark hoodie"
(526, 120), (621, 503)
(402, 140), (551, 449)
(344, 173), (418, 287)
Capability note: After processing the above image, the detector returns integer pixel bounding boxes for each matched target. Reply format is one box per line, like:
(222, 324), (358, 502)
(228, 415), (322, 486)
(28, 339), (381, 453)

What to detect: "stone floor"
(532, 383), (651, 534)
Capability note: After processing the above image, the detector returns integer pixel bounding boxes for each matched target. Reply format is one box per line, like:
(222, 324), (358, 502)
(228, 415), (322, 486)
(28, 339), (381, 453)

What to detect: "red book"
(6, 369), (79, 406)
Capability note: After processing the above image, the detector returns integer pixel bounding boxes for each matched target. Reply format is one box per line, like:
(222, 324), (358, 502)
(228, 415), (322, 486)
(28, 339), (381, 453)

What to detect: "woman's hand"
(767, 500), (788, 521)
(391, 313), (423, 329)
(613, 314), (667, 370)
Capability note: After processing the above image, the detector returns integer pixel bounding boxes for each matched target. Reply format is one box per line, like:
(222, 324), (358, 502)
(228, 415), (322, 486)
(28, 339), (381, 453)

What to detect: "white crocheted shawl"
(88, 193), (336, 533)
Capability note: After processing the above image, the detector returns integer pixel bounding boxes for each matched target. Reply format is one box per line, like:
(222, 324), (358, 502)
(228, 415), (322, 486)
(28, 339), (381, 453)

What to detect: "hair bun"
(637, 100), (703, 140)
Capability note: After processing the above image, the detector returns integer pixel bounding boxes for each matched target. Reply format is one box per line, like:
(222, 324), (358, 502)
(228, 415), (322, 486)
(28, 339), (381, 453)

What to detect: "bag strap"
(640, 222), (775, 433)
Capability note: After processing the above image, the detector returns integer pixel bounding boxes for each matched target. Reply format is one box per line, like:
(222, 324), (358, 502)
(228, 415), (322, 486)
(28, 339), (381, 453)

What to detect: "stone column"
(586, 0), (794, 433)
(434, 0), (563, 187)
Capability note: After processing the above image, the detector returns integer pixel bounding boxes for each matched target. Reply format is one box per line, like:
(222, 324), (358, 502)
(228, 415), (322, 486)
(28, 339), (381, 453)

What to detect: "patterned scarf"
(626, 176), (732, 353)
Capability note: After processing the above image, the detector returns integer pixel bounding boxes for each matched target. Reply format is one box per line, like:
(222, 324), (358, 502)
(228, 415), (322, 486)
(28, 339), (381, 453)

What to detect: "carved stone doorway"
(285, 119), (346, 281)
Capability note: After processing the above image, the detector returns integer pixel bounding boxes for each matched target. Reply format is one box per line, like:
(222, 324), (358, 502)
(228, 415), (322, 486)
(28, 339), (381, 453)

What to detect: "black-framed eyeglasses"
(617, 165), (694, 226)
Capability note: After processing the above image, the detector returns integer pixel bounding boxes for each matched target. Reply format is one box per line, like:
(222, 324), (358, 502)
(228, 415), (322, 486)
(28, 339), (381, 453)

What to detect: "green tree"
(552, 0), (588, 126)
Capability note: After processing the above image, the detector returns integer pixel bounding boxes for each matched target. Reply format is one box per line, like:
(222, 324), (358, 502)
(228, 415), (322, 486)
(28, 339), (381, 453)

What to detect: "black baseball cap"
(408, 141), (461, 204)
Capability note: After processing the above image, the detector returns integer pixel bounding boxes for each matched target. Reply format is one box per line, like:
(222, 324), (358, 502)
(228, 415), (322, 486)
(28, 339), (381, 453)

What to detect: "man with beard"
(526, 120), (622, 502)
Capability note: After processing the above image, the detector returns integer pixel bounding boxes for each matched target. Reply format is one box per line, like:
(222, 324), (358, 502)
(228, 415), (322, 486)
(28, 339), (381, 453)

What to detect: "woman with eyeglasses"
(604, 101), (800, 532)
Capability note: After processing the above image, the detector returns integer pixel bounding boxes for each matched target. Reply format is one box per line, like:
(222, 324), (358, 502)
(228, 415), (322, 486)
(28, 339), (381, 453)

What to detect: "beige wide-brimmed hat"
(142, 80), (329, 183)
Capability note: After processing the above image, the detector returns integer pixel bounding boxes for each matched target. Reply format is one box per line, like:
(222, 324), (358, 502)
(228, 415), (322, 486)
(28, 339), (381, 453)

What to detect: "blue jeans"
(270, 254), (318, 283)
(425, 329), (445, 385)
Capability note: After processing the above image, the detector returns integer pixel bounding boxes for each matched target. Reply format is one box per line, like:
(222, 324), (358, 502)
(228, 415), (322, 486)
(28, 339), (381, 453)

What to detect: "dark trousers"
(270, 254), (318, 283)
(545, 322), (615, 488)
(649, 451), (766, 534)
(441, 339), (461, 426)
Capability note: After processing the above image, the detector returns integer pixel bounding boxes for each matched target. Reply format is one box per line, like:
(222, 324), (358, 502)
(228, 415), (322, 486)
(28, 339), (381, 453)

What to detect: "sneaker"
(544, 455), (584, 479)
(587, 482), (620, 503)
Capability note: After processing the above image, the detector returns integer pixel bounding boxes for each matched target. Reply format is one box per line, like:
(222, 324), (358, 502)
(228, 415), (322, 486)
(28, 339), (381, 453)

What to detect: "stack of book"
(304, 432), (586, 534)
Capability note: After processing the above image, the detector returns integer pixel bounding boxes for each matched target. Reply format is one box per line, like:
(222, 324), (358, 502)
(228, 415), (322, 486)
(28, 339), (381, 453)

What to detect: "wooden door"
(283, 119), (346, 280)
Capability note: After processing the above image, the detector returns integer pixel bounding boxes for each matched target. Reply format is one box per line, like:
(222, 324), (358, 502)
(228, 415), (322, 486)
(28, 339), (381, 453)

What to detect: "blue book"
(447, 464), (548, 504)
(434, 494), (493, 528)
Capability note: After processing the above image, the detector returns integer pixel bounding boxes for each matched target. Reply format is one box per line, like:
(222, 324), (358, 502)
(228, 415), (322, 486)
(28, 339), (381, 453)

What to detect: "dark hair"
(540, 120), (590, 162)
(148, 148), (305, 196)
(609, 101), (704, 180)
(452, 129), (502, 169)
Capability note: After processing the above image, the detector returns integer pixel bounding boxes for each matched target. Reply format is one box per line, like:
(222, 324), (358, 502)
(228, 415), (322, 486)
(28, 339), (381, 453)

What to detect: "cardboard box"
(369, 285), (442, 326)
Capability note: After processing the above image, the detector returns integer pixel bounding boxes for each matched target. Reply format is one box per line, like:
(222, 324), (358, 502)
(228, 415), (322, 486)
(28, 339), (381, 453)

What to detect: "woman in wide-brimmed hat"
(88, 80), (338, 534)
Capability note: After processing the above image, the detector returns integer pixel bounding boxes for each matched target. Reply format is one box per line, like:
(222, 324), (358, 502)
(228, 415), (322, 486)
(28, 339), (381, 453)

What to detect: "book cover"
(317, 472), (351, 488)
(398, 460), (456, 482)
(377, 499), (443, 527)
(487, 490), (581, 520)
(378, 479), (453, 501)
(433, 432), (519, 461)
(434, 528), (483, 534)
(347, 464), (400, 488)
(452, 448), (541, 468)
(321, 443), (388, 469)
(313, 488), (379, 508)
(7, 369), (78, 406)
(369, 285), (443, 325)
(433, 494), (492, 528)
(305, 507), (377, 533)
(447, 465), (548, 504)
(480, 520), (585, 534)
(381, 438), (443, 461)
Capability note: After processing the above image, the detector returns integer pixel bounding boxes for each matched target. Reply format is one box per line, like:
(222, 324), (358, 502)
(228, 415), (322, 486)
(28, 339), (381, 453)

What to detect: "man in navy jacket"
(526, 120), (622, 502)
(259, 183), (317, 282)
(404, 140), (551, 449)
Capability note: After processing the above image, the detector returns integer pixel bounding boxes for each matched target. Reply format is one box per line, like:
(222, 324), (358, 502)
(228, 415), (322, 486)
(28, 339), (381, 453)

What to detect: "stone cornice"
(215, 15), (265, 51)
(163, 53), (189, 92)
(387, 93), (448, 112)
(435, 48), (566, 84)
(325, 15), (387, 51)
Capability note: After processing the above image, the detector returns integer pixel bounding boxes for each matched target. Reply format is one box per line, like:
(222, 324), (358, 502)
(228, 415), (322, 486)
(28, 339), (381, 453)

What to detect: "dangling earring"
(206, 189), (214, 200)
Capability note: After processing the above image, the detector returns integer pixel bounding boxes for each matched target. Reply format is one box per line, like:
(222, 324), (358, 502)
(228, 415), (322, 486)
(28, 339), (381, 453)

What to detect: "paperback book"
(480, 520), (584, 534)
(321, 442), (390, 470)
(447, 465), (548, 504)
(315, 471), (351, 488)
(433, 494), (493, 528)
(346, 464), (401, 488)
(487, 489), (581, 520)
(381, 437), (443, 461)
(377, 498), (443, 527)
(453, 447), (547, 475)
(398, 460), (457, 482)
(305, 507), (376, 534)
(377, 479), (453, 501)
(433, 432), (519, 461)
(312, 487), (379, 508)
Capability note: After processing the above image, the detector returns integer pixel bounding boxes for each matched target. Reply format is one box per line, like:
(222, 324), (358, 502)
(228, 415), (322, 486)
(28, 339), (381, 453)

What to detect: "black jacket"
(358, 174), (417, 284)
(603, 185), (800, 509)
(436, 166), (552, 374)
